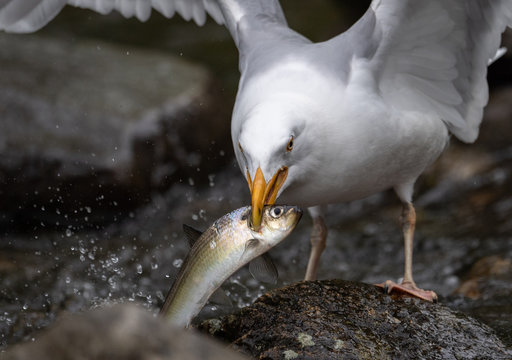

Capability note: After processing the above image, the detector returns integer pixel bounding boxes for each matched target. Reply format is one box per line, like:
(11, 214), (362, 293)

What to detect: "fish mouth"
(247, 166), (288, 230)
(284, 205), (303, 228)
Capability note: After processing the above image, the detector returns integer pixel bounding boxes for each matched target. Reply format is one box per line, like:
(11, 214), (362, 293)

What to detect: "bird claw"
(375, 280), (438, 303)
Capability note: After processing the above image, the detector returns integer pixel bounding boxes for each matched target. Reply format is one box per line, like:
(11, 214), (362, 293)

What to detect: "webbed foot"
(376, 280), (438, 302)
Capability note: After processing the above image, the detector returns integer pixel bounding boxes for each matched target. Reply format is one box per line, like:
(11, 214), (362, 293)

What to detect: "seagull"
(2, 0), (511, 301)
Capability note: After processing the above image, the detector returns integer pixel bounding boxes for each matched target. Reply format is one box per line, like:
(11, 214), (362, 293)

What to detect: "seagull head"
(234, 98), (310, 230)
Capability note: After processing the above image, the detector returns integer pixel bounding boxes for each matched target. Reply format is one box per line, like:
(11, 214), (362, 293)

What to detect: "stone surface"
(0, 33), (230, 231)
(201, 280), (512, 360)
(450, 255), (512, 347)
(3, 304), (249, 360)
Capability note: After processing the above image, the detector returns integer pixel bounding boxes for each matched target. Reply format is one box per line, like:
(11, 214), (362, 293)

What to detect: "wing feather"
(0, 0), (66, 32)
(0, 0), (286, 57)
(152, 0), (175, 18)
(0, 0), (226, 32)
(365, 0), (512, 143)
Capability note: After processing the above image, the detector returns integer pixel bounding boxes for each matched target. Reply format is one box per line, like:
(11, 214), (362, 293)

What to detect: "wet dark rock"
(3, 304), (249, 360)
(201, 280), (512, 360)
(449, 255), (512, 347)
(0, 33), (230, 231)
(455, 255), (512, 300)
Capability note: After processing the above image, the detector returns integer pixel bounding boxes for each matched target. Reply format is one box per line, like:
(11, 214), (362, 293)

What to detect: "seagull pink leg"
(377, 202), (438, 302)
(305, 214), (327, 281)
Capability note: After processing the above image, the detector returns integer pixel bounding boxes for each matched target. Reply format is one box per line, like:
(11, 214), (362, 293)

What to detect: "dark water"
(1, 0), (512, 351)
(2, 149), (511, 348)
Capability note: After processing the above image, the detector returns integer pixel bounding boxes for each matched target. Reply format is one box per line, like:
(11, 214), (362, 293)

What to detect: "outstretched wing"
(0, 0), (286, 49)
(0, 0), (224, 32)
(344, 0), (512, 143)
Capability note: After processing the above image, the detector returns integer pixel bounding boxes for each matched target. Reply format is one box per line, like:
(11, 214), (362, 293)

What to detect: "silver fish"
(160, 205), (302, 327)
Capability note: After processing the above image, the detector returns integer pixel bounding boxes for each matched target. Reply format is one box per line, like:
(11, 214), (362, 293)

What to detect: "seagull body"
(2, 0), (511, 300)
(234, 51), (449, 207)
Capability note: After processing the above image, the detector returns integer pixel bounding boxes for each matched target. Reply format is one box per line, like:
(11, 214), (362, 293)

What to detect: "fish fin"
(244, 238), (261, 252)
(241, 238), (261, 261)
(249, 253), (278, 284)
(182, 224), (203, 247)
(209, 288), (233, 307)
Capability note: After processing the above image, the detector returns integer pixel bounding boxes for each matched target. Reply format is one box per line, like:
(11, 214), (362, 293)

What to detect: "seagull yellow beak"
(247, 166), (288, 229)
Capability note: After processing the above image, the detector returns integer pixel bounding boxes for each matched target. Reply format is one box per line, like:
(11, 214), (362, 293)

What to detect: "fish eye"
(286, 136), (294, 152)
(270, 206), (284, 218)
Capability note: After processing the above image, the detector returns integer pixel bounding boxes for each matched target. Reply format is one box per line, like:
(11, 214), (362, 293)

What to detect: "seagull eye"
(270, 206), (284, 218)
(286, 136), (294, 152)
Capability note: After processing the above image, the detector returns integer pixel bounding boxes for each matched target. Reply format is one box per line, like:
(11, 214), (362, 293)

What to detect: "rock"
(455, 255), (512, 300)
(0, 32), (230, 231)
(201, 280), (512, 360)
(3, 304), (249, 360)
(451, 255), (512, 347)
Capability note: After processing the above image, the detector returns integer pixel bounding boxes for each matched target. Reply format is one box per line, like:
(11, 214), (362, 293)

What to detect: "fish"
(160, 205), (302, 327)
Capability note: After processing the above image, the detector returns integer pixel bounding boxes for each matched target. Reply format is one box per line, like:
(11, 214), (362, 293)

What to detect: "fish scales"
(161, 207), (252, 326)
(160, 205), (302, 327)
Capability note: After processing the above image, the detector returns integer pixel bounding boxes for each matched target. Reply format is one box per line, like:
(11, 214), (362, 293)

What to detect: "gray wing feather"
(0, 0), (67, 32)
(0, 0), (226, 33)
(354, 0), (512, 143)
(0, 0), (287, 54)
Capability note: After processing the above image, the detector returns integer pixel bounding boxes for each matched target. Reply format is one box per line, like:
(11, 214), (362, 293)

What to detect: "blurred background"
(0, 0), (511, 350)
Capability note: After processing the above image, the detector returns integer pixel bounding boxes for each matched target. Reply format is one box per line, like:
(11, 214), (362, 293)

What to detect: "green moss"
(283, 349), (299, 359)
(297, 332), (315, 347)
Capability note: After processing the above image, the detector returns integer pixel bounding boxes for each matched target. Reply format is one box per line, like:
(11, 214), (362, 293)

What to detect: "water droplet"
(108, 276), (118, 289)
(208, 174), (215, 187)
(136, 264), (143, 274)
(188, 178), (195, 186)
(65, 229), (73, 237)
(192, 214), (199, 221)
(172, 259), (183, 268)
